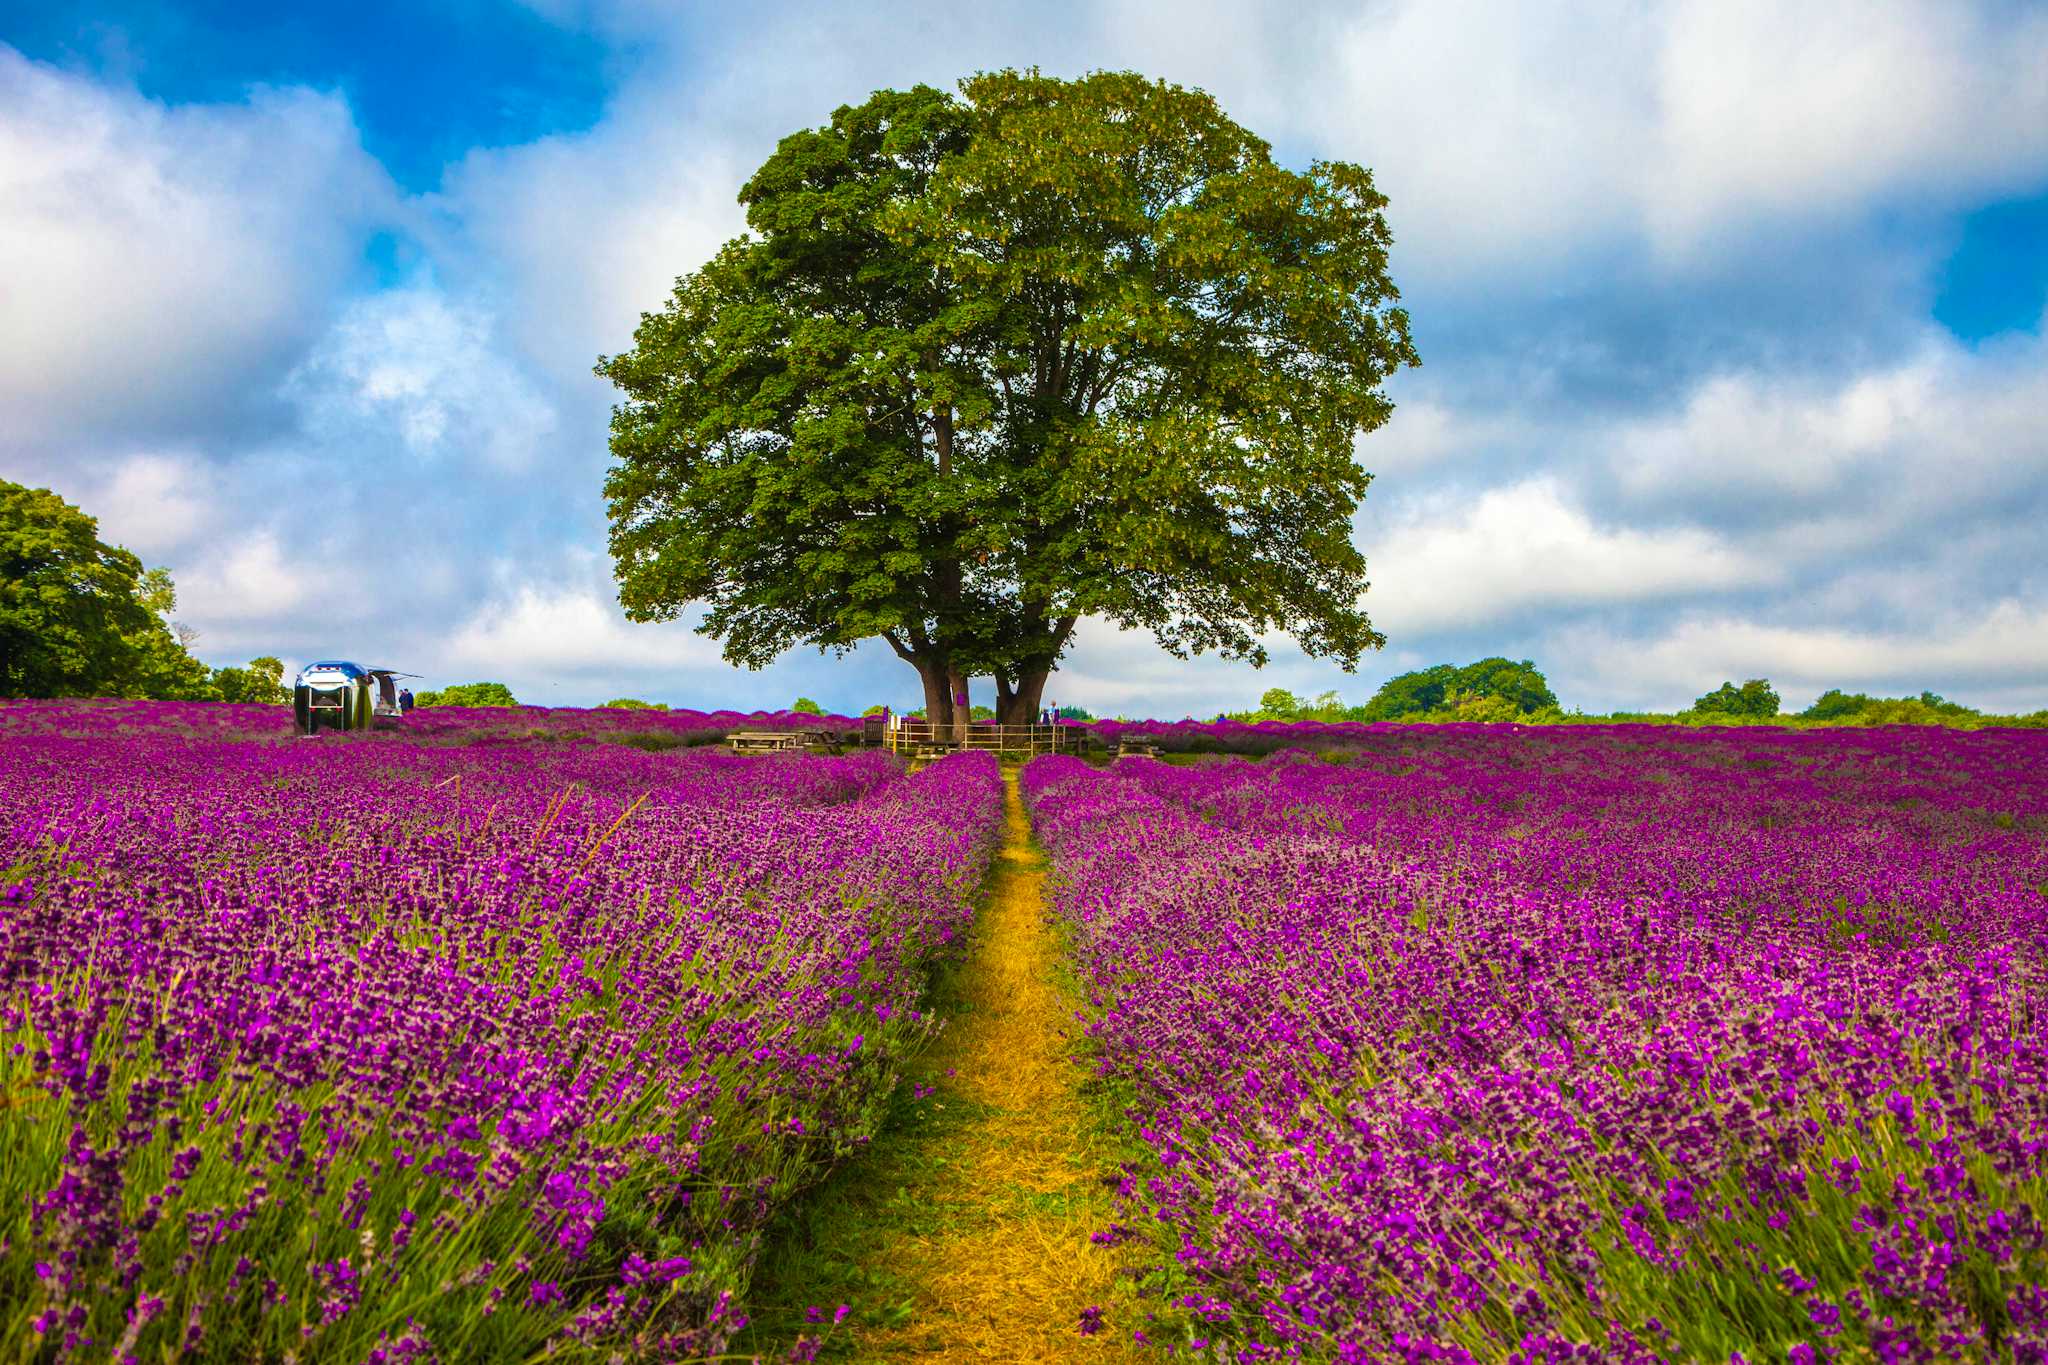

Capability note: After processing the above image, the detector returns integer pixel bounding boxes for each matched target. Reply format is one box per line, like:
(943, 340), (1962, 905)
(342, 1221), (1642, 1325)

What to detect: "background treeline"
(2, 480), (290, 703)
(1234, 659), (2048, 729)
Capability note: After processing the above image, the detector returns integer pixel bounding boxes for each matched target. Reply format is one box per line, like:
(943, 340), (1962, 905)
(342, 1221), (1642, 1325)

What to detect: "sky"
(2, 0), (2045, 718)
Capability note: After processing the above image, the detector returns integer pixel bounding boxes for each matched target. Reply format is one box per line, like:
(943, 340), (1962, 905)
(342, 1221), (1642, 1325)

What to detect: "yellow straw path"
(843, 767), (1136, 1361)
(746, 765), (1137, 1362)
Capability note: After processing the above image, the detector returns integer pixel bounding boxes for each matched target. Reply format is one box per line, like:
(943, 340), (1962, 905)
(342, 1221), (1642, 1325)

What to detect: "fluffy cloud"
(1648, 1), (2048, 248)
(1551, 600), (2048, 715)
(51, 451), (222, 558)
(1310, 0), (2048, 272)
(1366, 480), (1766, 635)
(431, 579), (926, 713)
(285, 285), (558, 472)
(0, 48), (394, 449)
(1606, 325), (2048, 530)
(428, 116), (748, 379)
(441, 583), (725, 676)
(175, 531), (313, 626)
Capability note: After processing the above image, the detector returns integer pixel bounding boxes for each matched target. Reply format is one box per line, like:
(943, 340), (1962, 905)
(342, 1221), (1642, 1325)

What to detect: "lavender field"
(7, 702), (2048, 1364)
(1026, 727), (2048, 1362)
(0, 701), (1001, 1360)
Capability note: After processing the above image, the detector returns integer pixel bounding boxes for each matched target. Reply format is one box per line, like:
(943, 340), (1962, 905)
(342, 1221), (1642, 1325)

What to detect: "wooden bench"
(729, 729), (802, 755)
(1116, 740), (1162, 759)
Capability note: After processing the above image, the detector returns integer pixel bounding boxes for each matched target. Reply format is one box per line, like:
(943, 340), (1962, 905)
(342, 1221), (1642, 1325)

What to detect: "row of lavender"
(1025, 726), (2048, 1362)
(1087, 715), (2048, 757)
(0, 701), (1003, 1361)
(0, 697), (864, 746)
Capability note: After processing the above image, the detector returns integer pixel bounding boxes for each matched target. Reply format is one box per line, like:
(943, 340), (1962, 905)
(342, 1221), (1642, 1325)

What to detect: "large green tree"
(1, 480), (162, 697)
(600, 71), (1418, 728)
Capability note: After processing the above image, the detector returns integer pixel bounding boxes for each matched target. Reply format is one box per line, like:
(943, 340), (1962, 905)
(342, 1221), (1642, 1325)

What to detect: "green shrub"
(417, 681), (518, 708)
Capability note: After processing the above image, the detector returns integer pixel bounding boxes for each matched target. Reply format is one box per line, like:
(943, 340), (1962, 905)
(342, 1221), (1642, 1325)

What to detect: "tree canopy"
(1691, 678), (1781, 719)
(212, 656), (289, 705)
(1, 480), (198, 698)
(1359, 657), (1557, 721)
(417, 682), (519, 708)
(599, 70), (1417, 726)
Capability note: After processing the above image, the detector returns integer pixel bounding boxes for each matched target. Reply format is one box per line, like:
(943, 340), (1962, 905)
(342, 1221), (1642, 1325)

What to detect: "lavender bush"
(1026, 725), (2048, 1362)
(0, 697), (864, 749)
(0, 700), (1001, 1361)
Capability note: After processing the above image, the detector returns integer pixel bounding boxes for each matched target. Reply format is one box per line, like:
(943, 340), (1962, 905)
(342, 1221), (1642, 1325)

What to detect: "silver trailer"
(293, 661), (415, 734)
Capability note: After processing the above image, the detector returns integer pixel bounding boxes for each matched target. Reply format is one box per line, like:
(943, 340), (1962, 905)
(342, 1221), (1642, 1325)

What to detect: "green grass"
(734, 939), (990, 1356)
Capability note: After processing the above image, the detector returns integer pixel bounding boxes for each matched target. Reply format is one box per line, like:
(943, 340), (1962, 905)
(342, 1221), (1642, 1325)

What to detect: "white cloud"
(429, 119), (747, 379)
(1300, 0), (2048, 272)
(1649, 0), (2048, 248)
(1554, 599), (2048, 713)
(0, 48), (394, 446)
(1358, 398), (1511, 480)
(175, 531), (313, 626)
(1368, 479), (1765, 633)
(490, 1), (2048, 288)
(1607, 325), (2048, 526)
(285, 284), (558, 472)
(442, 584), (727, 676)
(30, 450), (225, 560)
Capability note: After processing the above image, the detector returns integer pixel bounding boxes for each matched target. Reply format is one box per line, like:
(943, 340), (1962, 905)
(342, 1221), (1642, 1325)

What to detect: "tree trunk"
(995, 668), (1051, 726)
(916, 659), (955, 740)
(948, 667), (969, 745)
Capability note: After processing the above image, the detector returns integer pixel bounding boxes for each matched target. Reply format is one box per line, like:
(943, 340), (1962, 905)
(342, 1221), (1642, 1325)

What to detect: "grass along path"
(744, 765), (1137, 1361)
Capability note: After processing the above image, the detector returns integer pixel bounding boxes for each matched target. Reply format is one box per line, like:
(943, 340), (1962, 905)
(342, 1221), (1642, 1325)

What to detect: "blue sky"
(3, 0), (2045, 716)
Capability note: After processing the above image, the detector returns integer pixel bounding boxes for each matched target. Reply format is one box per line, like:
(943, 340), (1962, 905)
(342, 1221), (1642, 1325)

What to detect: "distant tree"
(1304, 689), (1349, 721)
(126, 630), (218, 700)
(602, 697), (668, 710)
(1800, 688), (1871, 722)
(1359, 664), (1457, 721)
(1259, 688), (1302, 721)
(212, 656), (288, 704)
(1691, 678), (1780, 719)
(1442, 691), (1527, 723)
(2, 481), (155, 697)
(969, 703), (995, 721)
(1451, 657), (1557, 714)
(1801, 688), (1976, 724)
(1054, 703), (1093, 721)
(122, 570), (222, 700)
(599, 72), (1417, 733)
(791, 697), (825, 716)
(1359, 658), (1555, 721)
(860, 703), (890, 716)
(418, 681), (519, 708)
(1853, 695), (1980, 726)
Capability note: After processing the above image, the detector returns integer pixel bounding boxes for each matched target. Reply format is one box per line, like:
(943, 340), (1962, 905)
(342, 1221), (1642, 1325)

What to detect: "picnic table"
(1115, 739), (1163, 759)
(729, 729), (802, 755)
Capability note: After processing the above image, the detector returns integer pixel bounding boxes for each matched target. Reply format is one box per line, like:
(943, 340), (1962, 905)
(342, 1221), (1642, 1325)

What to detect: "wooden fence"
(884, 722), (1074, 756)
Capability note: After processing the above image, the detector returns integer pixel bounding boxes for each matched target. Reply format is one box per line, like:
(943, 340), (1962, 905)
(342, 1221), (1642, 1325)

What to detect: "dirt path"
(851, 767), (1134, 1361)
(748, 766), (1135, 1361)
